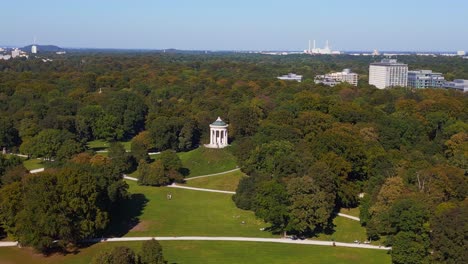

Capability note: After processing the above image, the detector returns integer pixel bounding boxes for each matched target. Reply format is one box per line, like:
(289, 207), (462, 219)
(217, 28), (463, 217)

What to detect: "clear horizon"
(1, 0), (467, 51)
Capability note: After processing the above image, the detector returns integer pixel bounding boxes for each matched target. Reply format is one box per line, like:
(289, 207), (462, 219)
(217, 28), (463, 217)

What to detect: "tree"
(0, 117), (20, 150)
(56, 139), (85, 162)
(131, 131), (153, 163)
(139, 160), (169, 186)
(233, 176), (257, 210)
(108, 142), (135, 174)
(286, 176), (334, 234)
(244, 140), (300, 179)
(228, 106), (259, 139)
(254, 180), (289, 236)
(367, 177), (406, 236)
(92, 246), (138, 264)
(431, 201), (468, 264)
(19, 129), (75, 160)
(388, 197), (429, 234)
(0, 162), (128, 253)
(391, 231), (429, 264)
(140, 238), (167, 264)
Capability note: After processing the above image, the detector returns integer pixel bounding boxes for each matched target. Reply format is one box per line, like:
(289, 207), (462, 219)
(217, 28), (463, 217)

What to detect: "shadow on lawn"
(104, 193), (149, 237)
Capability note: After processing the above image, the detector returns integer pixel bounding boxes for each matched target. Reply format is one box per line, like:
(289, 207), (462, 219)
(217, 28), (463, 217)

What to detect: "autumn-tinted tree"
(140, 238), (167, 264)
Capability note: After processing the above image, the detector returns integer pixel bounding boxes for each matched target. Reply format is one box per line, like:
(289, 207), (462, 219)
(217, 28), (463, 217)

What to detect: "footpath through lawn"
(0, 240), (391, 264)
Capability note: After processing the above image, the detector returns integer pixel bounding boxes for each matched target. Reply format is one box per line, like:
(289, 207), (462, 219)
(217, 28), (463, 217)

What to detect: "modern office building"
(277, 73), (303, 82)
(408, 70), (445, 89)
(369, 59), (408, 89)
(444, 79), (468, 92)
(314, 69), (358, 86)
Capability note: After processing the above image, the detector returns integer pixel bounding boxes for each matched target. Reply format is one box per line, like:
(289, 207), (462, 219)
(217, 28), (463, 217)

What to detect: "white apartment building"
(369, 59), (408, 89)
(314, 69), (358, 86)
(277, 73), (303, 82)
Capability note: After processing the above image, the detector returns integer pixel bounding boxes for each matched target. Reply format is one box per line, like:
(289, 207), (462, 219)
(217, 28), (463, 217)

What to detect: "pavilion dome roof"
(211, 117), (227, 126)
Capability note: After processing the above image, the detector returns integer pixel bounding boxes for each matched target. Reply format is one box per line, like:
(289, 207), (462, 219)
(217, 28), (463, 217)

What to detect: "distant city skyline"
(1, 0), (467, 51)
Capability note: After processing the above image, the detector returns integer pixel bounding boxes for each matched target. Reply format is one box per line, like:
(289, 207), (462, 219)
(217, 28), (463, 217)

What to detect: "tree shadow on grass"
(104, 193), (149, 237)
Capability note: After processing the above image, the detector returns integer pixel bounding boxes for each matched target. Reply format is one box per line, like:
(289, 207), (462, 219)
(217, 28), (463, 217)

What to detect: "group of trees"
(0, 52), (467, 262)
(92, 239), (166, 264)
(138, 150), (184, 186)
(0, 153), (129, 253)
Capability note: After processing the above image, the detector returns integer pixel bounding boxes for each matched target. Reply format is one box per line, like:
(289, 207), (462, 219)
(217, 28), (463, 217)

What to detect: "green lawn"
(340, 207), (360, 218)
(178, 147), (237, 177)
(0, 241), (391, 264)
(23, 159), (45, 171)
(183, 170), (245, 192)
(86, 140), (131, 152)
(123, 180), (271, 238)
(316, 216), (369, 244)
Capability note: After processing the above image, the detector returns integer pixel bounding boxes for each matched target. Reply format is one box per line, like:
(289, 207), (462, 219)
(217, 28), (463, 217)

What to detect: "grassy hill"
(122, 180), (270, 238)
(183, 169), (245, 192)
(178, 147), (238, 177)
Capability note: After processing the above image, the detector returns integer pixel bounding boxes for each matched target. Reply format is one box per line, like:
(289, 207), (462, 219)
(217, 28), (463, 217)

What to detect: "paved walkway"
(337, 213), (360, 221)
(86, 236), (390, 250)
(30, 168), (45, 174)
(168, 183), (236, 194)
(0, 236), (391, 250)
(123, 175), (139, 181)
(185, 168), (240, 181)
(0, 241), (19, 247)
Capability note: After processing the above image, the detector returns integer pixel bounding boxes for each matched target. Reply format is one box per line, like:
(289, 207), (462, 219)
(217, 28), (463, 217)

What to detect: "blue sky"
(1, 0), (467, 51)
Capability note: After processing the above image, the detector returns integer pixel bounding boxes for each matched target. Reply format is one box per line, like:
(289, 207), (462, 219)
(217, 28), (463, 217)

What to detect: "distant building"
(315, 69), (358, 87)
(408, 70), (445, 89)
(277, 73), (303, 82)
(31, 45), (37, 54)
(457, 51), (466, 56)
(11, 49), (20, 58)
(444, 79), (468, 92)
(304, 40), (341, 55)
(369, 59), (408, 89)
(0, 55), (11, 60)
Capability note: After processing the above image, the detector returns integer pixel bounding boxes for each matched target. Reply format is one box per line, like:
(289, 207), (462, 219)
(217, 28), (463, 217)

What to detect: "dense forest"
(0, 53), (467, 263)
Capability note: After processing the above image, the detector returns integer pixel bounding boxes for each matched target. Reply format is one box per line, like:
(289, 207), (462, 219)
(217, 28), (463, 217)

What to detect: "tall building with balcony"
(369, 59), (408, 89)
(408, 70), (445, 89)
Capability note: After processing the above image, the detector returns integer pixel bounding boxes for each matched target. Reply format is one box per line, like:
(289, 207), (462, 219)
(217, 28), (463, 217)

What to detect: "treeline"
(231, 87), (467, 263)
(0, 53), (467, 262)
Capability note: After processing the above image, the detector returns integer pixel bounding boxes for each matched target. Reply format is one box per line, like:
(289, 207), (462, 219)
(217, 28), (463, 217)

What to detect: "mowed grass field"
(316, 216), (369, 244)
(178, 147), (237, 177)
(22, 159), (45, 171)
(339, 207), (360, 218)
(183, 169), (245, 192)
(86, 140), (131, 152)
(123, 180), (271, 238)
(0, 241), (391, 264)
